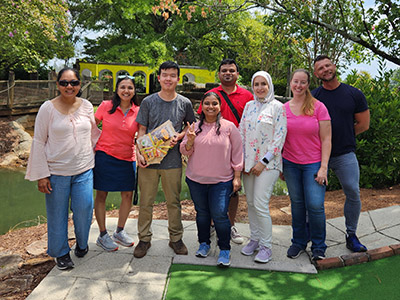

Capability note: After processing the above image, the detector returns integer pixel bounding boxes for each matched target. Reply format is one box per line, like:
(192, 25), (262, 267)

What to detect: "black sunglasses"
(58, 80), (80, 87)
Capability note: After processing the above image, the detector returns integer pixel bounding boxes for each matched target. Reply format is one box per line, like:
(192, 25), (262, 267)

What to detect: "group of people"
(25, 55), (370, 270)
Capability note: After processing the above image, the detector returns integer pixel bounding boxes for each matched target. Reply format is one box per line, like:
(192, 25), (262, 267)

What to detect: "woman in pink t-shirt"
(93, 75), (139, 252)
(282, 69), (332, 261)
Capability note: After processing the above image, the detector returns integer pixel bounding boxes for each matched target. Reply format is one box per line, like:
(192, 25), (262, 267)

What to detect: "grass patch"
(165, 255), (400, 300)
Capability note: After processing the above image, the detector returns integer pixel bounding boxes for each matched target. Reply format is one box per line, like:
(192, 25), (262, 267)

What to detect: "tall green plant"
(343, 66), (400, 188)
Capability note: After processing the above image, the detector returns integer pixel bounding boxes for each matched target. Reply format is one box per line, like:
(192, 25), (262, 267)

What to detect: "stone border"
(315, 243), (400, 270)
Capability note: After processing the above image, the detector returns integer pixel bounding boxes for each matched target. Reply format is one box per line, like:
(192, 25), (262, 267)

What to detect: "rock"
(0, 253), (23, 277)
(18, 256), (54, 268)
(26, 240), (47, 256)
(0, 274), (33, 296)
(0, 153), (19, 167)
(280, 205), (292, 215)
(0, 121), (32, 167)
(15, 115), (36, 130)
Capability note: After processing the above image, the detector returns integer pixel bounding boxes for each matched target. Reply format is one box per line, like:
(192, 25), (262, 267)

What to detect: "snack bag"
(137, 120), (177, 164)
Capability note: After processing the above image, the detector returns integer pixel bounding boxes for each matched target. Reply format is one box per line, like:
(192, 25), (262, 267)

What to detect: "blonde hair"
(291, 69), (316, 116)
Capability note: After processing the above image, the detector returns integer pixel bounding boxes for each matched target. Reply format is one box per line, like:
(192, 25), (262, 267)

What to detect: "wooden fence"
(0, 72), (112, 116)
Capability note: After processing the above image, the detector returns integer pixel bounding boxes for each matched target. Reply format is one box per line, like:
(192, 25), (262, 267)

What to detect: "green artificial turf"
(164, 255), (400, 300)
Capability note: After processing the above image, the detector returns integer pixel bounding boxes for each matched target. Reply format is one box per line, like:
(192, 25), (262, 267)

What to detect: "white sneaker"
(230, 226), (244, 244)
(96, 233), (118, 252)
(112, 230), (135, 247)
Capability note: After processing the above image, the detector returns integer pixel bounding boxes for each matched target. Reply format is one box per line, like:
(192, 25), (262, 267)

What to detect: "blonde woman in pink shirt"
(180, 92), (243, 267)
(25, 68), (100, 270)
(93, 76), (140, 252)
(283, 69), (332, 261)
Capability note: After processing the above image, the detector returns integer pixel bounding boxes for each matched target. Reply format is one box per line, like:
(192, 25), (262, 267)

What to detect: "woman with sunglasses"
(93, 75), (140, 252)
(26, 67), (101, 270)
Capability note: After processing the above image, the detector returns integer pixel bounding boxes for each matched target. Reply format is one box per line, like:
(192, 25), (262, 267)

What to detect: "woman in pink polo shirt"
(180, 92), (243, 267)
(94, 75), (140, 252)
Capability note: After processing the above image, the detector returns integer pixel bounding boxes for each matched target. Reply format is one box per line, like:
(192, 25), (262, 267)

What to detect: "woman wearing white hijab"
(239, 71), (287, 263)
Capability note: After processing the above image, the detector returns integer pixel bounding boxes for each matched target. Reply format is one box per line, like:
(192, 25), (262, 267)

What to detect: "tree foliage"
(155, 0), (400, 66)
(0, 0), (74, 73)
(68, 0), (173, 67)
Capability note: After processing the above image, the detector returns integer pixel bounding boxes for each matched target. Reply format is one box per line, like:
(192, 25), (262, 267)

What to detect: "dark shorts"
(94, 151), (136, 192)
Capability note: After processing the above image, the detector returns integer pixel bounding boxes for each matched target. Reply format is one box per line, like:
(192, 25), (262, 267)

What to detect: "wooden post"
(48, 71), (57, 99)
(8, 71), (15, 109)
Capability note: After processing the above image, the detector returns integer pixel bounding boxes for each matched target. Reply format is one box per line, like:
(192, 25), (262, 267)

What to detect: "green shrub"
(329, 69), (400, 189)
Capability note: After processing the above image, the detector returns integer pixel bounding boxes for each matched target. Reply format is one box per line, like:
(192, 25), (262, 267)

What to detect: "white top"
(239, 98), (287, 173)
(25, 99), (101, 181)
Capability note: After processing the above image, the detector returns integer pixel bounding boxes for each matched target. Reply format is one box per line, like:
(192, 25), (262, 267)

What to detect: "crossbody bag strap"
(219, 90), (240, 124)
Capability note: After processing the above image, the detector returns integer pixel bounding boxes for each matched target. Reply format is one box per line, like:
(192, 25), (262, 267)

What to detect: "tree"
(0, 0), (74, 74)
(68, 0), (174, 67)
(155, 0), (400, 67)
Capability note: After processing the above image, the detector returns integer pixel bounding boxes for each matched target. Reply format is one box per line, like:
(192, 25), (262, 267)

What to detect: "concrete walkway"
(27, 205), (400, 300)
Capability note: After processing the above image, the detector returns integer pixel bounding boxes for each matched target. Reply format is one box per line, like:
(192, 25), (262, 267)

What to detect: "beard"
(319, 70), (337, 82)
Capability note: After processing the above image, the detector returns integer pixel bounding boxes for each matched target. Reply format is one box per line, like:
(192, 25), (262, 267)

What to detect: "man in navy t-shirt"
(312, 55), (370, 253)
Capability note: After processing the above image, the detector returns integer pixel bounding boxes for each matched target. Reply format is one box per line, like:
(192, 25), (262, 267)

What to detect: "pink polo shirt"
(95, 100), (139, 161)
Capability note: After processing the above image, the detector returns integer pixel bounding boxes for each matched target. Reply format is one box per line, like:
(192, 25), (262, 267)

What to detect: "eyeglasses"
(58, 80), (80, 87)
(118, 75), (135, 80)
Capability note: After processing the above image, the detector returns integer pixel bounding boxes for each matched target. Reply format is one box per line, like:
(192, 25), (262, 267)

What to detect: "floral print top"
(239, 98), (287, 173)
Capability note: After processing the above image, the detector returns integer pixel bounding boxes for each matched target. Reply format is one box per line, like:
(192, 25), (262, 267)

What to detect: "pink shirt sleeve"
(315, 101), (331, 121)
(229, 122), (244, 171)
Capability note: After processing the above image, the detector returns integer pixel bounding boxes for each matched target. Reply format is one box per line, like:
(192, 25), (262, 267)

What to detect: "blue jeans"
(329, 152), (361, 235)
(46, 169), (94, 258)
(185, 177), (232, 250)
(283, 159), (327, 252)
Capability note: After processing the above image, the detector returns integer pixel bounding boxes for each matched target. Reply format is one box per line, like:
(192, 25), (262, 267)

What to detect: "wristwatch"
(262, 157), (269, 165)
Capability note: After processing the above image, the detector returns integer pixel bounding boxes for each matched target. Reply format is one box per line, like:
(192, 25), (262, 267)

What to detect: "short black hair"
(158, 61), (180, 77)
(57, 67), (80, 82)
(313, 55), (331, 65)
(218, 59), (239, 72)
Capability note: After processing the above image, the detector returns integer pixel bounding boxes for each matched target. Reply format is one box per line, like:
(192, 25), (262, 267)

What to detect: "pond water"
(0, 169), (125, 235)
(0, 168), (46, 235)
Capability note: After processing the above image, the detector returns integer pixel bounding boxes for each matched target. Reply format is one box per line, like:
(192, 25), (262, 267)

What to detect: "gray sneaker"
(112, 230), (134, 247)
(96, 233), (119, 252)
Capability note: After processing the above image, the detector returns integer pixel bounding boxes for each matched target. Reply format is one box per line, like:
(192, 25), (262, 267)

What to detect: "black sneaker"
(55, 253), (75, 270)
(312, 249), (326, 262)
(74, 243), (89, 258)
(287, 245), (305, 259)
(346, 234), (367, 252)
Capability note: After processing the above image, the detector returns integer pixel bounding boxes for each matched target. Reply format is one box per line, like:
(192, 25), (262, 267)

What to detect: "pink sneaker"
(241, 240), (259, 256)
(254, 246), (272, 263)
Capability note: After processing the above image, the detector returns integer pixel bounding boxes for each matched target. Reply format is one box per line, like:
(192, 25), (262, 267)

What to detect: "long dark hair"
(196, 92), (222, 136)
(108, 76), (138, 114)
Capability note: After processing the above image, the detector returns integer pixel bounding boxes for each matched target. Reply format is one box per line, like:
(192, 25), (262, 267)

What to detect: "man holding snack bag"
(134, 61), (196, 258)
